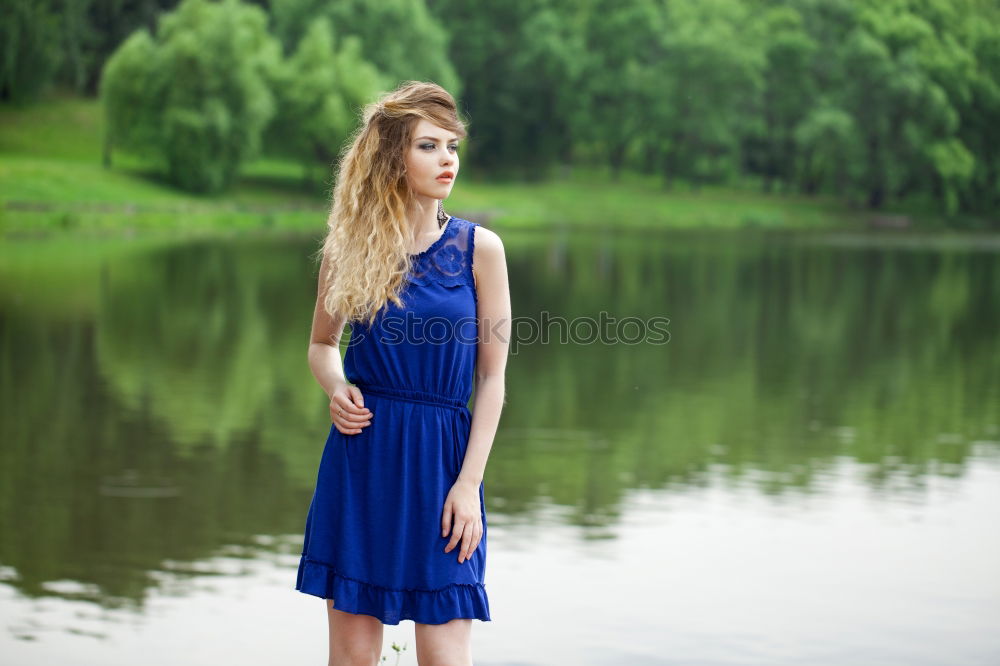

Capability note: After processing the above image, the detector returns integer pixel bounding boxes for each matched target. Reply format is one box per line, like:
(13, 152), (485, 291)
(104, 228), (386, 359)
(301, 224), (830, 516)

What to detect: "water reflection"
(0, 228), (998, 665)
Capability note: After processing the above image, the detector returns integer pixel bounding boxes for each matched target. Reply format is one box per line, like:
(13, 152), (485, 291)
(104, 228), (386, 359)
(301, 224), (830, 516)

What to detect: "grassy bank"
(0, 93), (961, 239)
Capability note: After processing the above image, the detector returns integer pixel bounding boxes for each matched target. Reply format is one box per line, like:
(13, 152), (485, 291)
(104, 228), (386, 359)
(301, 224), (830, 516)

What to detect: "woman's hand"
(329, 381), (372, 435)
(442, 478), (482, 564)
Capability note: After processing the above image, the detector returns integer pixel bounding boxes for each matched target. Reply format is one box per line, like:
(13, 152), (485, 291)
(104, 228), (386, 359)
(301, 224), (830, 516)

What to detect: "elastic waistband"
(352, 382), (468, 411)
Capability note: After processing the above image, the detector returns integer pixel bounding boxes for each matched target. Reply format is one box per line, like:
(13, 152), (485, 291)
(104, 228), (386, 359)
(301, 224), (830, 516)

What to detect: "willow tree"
(100, 0), (280, 193)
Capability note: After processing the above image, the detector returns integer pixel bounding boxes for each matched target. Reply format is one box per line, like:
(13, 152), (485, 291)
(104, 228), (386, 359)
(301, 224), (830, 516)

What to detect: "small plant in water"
(380, 641), (408, 665)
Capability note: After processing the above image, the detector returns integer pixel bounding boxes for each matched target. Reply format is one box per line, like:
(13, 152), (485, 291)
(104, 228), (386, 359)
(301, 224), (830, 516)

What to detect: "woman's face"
(404, 118), (459, 203)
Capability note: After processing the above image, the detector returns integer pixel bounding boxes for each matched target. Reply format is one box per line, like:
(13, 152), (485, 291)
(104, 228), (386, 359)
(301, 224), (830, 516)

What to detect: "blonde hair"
(314, 81), (468, 327)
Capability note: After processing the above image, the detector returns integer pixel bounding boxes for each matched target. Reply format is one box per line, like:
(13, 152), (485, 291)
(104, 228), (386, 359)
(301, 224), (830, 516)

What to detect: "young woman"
(296, 80), (510, 665)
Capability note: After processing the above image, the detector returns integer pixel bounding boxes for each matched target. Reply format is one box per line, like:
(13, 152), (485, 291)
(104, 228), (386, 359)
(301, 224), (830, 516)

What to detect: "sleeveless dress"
(296, 215), (491, 625)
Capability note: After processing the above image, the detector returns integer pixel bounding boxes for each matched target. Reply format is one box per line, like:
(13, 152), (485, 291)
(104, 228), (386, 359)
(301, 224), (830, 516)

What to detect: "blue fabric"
(296, 216), (490, 625)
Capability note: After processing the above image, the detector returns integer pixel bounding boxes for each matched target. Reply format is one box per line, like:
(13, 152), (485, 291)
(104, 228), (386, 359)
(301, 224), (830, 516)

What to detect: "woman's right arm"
(308, 253), (372, 434)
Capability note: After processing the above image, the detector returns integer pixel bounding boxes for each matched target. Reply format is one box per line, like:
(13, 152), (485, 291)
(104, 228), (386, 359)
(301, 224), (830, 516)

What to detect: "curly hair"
(313, 80), (468, 327)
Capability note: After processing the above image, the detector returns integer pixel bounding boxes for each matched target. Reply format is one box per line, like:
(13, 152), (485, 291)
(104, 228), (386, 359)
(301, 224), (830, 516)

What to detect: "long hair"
(314, 81), (468, 327)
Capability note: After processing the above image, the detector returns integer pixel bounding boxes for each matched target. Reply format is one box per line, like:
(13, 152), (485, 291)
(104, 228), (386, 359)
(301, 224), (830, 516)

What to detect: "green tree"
(74, 0), (182, 94)
(507, 2), (588, 175)
(835, 1), (972, 208)
(0, 0), (62, 103)
(0, 0), (183, 101)
(100, 0), (281, 193)
(651, 0), (765, 188)
(576, 0), (663, 180)
(263, 16), (387, 183)
(270, 0), (459, 94)
(793, 106), (862, 196)
(743, 5), (818, 193)
(427, 0), (586, 174)
(943, 0), (1000, 214)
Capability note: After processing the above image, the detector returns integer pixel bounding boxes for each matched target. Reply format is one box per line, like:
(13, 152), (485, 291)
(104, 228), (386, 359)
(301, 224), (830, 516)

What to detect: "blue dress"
(296, 215), (491, 625)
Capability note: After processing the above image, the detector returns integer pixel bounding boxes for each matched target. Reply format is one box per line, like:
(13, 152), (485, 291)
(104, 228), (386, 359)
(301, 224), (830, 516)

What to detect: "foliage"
(270, 0), (460, 95)
(100, 0), (281, 193)
(0, 0), (64, 103)
(262, 16), (387, 182)
(4, 0), (999, 216)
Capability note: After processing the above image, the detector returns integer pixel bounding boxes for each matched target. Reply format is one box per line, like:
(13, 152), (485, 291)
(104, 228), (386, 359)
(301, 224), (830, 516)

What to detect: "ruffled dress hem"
(296, 555), (492, 625)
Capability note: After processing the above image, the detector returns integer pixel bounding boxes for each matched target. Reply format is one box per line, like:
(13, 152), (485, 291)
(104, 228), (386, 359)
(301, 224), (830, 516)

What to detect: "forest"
(2, 0), (998, 217)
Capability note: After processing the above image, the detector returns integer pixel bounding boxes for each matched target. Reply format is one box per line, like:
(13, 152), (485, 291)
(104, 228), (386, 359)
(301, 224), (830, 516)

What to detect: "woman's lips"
(436, 176), (453, 183)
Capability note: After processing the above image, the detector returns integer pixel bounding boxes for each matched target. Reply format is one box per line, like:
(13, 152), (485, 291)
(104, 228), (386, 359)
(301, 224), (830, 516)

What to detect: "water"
(1, 227), (998, 665)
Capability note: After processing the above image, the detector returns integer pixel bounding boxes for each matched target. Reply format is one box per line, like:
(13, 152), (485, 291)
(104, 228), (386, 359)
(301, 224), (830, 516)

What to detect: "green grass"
(452, 168), (861, 230)
(0, 94), (103, 161)
(0, 91), (923, 239)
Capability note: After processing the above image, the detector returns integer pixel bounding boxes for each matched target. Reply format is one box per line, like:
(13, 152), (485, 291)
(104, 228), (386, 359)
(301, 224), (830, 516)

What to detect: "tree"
(270, 0), (459, 94)
(836, 1), (972, 209)
(0, 0), (62, 103)
(743, 5), (818, 193)
(576, 0), (663, 180)
(100, 0), (281, 193)
(263, 16), (387, 183)
(651, 0), (765, 189)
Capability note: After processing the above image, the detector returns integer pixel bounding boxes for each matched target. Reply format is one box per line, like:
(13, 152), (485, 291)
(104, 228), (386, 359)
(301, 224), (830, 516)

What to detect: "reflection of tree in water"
(96, 240), (321, 458)
(491, 230), (1000, 511)
(0, 232), (998, 611)
(0, 238), (324, 608)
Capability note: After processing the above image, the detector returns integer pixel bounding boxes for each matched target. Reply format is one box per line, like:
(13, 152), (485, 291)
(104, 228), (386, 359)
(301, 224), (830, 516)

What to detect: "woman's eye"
(420, 143), (459, 151)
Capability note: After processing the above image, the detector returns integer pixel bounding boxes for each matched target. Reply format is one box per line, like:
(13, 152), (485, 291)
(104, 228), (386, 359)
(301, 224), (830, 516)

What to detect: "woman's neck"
(406, 201), (443, 240)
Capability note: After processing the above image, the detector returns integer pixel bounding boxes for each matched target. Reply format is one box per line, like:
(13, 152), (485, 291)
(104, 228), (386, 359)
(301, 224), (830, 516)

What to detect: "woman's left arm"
(442, 226), (511, 563)
(460, 225), (510, 485)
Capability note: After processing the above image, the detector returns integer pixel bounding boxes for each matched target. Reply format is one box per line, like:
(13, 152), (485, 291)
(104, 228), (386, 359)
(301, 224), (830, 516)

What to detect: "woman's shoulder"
(449, 216), (503, 255)
(467, 220), (505, 278)
(466, 220), (503, 251)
